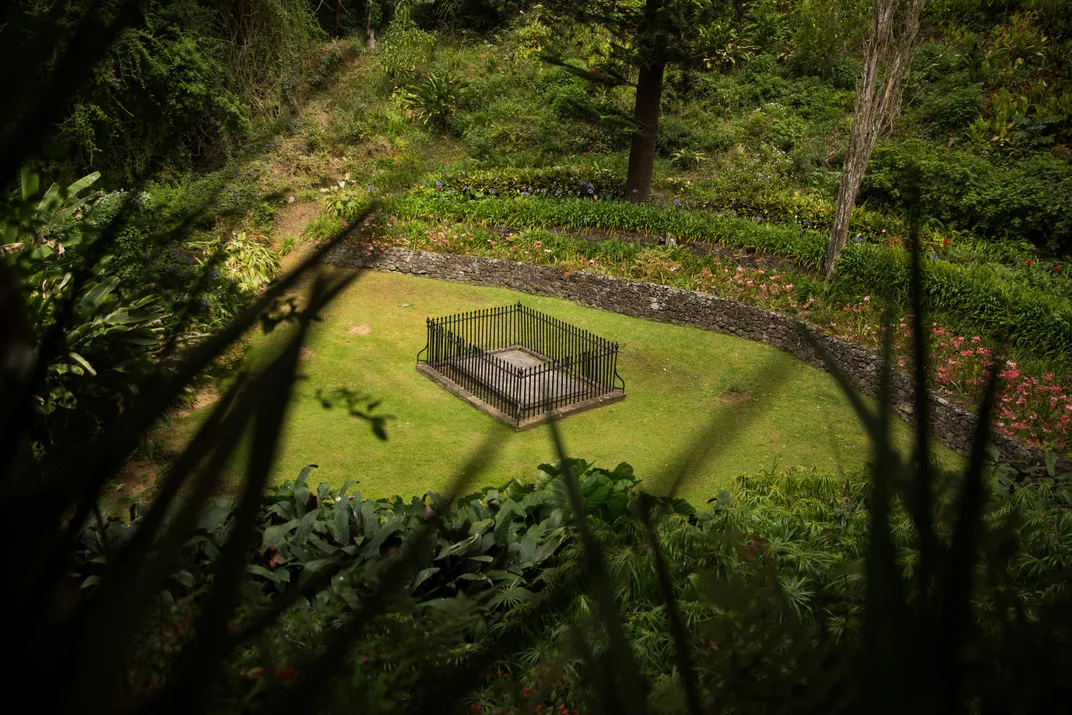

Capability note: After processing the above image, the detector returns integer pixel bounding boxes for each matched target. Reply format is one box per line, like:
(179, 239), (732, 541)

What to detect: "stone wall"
(325, 245), (1042, 465)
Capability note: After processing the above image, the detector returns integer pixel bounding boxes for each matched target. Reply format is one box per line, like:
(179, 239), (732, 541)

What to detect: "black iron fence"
(416, 303), (624, 424)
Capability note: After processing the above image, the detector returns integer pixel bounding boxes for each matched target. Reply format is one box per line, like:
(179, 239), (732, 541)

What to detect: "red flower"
(943, 238), (949, 246)
(275, 667), (297, 682)
(1054, 265), (1062, 272)
(1027, 258), (1033, 266)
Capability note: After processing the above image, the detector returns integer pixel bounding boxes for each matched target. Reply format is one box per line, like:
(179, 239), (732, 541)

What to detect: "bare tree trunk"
(822, 0), (923, 278)
(335, 0), (342, 37)
(624, 60), (666, 203)
(366, 1), (377, 50)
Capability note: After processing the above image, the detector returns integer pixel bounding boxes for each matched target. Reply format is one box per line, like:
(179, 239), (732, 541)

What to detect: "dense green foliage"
(6, 0), (323, 183)
(6, 3), (1072, 712)
(865, 142), (1072, 254)
(73, 458), (1072, 711)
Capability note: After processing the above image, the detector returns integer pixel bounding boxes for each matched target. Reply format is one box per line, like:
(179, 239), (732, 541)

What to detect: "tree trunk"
(625, 60), (665, 203)
(366, 1), (377, 50)
(335, 0), (341, 37)
(823, 141), (874, 277)
(822, 0), (923, 278)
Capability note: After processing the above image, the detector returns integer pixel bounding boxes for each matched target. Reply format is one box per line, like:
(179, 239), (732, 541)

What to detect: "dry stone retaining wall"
(325, 245), (1042, 465)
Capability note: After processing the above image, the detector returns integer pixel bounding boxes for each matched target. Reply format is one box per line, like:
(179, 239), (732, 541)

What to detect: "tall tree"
(545, 0), (737, 202)
(822, 0), (924, 277)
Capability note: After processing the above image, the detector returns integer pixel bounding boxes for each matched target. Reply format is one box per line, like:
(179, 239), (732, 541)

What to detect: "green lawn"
(171, 269), (961, 504)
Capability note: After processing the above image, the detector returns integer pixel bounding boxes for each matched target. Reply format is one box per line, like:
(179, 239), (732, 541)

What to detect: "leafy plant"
(17, 249), (163, 440)
(398, 67), (467, 129)
(326, 187), (370, 220)
(279, 234), (297, 257)
(190, 232), (279, 295)
(2, 168), (163, 442)
(377, 19), (437, 86)
(0, 167), (101, 249)
(669, 148), (709, 169)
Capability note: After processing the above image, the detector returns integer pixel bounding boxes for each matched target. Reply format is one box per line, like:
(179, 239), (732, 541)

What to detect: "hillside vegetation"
(3, 2), (1072, 713)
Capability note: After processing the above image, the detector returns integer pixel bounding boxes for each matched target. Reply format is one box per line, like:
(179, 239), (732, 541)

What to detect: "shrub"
(786, 0), (868, 80)
(377, 21), (436, 86)
(865, 140), (1072, 254)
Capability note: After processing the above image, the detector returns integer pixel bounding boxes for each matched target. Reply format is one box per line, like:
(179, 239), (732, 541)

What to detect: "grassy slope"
(170, 270), (960, 504)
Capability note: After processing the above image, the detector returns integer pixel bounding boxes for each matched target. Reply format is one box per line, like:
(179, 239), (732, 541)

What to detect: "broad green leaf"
(66, 171), (101, 197)
(78, 276), (120, 315)
(67, 352), (97, 376)
(247, 564), (283, 583)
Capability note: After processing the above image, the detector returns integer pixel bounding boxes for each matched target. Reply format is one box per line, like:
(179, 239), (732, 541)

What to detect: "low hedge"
(440, 164), (623, 199)
(390, 192), (1072, 360)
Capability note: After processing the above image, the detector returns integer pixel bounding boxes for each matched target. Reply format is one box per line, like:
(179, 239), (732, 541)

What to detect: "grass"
(168, 269), (961, 505)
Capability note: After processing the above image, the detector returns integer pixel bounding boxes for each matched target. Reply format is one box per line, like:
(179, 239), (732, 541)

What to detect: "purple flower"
(435, 181), (442, 189)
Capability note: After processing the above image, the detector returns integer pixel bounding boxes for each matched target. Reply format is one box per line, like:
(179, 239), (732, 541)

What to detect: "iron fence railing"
(416, 303), (624, 424)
